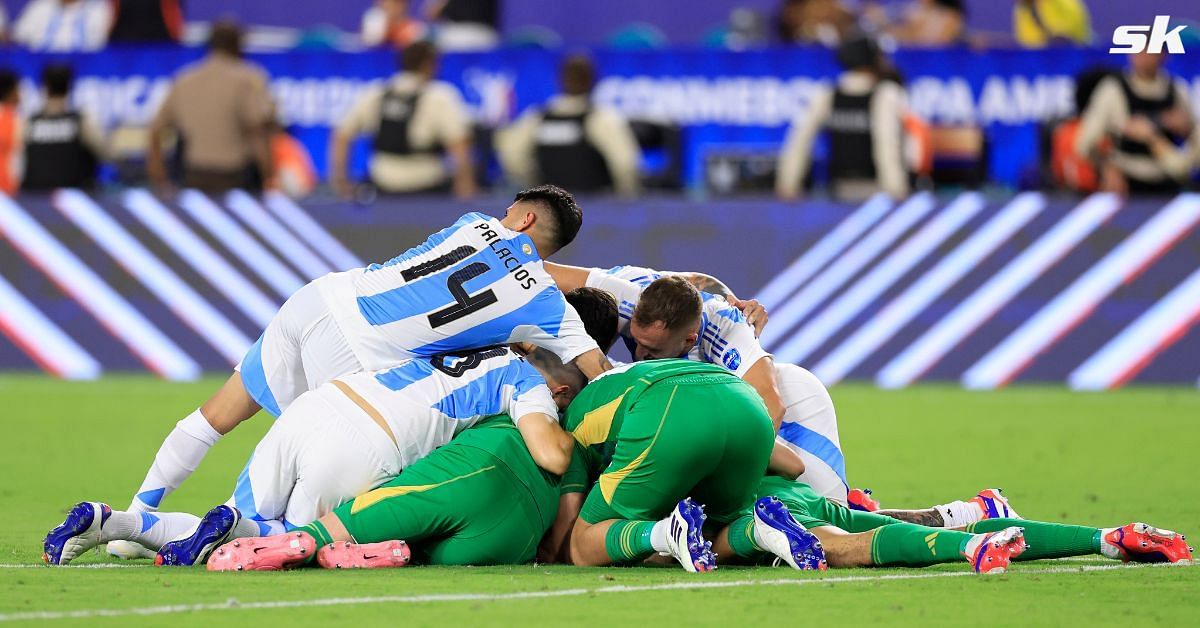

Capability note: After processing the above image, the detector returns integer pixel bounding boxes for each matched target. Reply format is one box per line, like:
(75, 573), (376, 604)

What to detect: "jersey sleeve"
(513, 289), (600, 364)
(509, 367), (560, 425)
(584, 269), (645, 332)
(701, 299), (771, 379)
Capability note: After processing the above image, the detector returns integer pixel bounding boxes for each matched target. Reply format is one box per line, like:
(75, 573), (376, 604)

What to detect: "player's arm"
(675, 272), (736, 300)
(768, 439), (805, 479)
(516, 413), (575, 475)
(571, 348), (613, 380)
(543, 261), (592, 293)
(537, 442), (592, 564)
(744, 356), (785, 430)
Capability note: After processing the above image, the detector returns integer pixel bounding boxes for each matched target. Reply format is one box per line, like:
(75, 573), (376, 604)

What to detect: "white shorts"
(237, 277), (363, 416)
(773, 363), (849, 505)
(227, 385), (400, 530)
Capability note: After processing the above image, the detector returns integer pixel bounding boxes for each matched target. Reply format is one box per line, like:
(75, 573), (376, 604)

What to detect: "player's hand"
(730, 297), (768, 336)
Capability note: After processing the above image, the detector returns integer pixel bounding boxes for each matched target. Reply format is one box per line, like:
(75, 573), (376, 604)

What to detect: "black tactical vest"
(1115, 75), (1184, 157)
(534, 107), (613, 191)
(23, 110), (96, 190)
(373, 89), (443, 157)
(826, 89), (877, 184)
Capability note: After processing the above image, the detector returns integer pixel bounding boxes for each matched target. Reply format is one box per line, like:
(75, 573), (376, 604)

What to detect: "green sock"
(295, 520), (333, 565)
(725, 515), (768, 560)
(871, 523), (975, 567)
(966, 518), (1101, 561)
(604, 520), (656, 563)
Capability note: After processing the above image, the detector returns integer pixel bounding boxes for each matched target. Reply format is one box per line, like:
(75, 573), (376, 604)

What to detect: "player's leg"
(567, 383), (728, 571)
(570, 378), (778, 572)
(43, 502), (201, 564)
(773, 364), (848, 504)
(960, 518), (1193, 563)
(159, 389), (397, 566)
(869, 488), (1021, 527)
(207, 442), (503, 571)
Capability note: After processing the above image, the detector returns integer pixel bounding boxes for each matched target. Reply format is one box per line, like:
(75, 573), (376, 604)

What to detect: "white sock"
(100, 511), (200, 550)
(1098, 528), (1121, 559)
(649, 519), (671, 553)
(935, 500), (980, 527)
(129, 409), (222, 512)
(231, 517), (285, 539)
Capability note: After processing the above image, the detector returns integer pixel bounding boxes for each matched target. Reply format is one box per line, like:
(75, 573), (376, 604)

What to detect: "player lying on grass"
(553, 262), (1020, 528)
(42, 346), (586, 566)
(540, 357), (1193, 573)
(204, 413), (575, 570)
(201, 361), (825, 572)
(109, 185), (615, 559)
(704, 476), (1193, 574)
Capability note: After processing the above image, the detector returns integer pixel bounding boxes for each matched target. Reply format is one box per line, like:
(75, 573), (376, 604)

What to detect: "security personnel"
(331, 41), (475, 197)
(22, 64), (105, 191)
(1076, 51), (1199, 195)
(496, 54), (641, 196)
(777, 35), (909, 201)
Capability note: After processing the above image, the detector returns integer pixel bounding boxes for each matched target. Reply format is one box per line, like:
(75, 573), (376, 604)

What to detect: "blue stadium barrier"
(0, 190), (1197, 388)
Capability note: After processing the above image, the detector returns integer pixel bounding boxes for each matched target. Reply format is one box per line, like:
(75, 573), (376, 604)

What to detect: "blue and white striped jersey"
(585, 265), (769, 378)
(320, 212), (597, 371)
(337, 347), (558, 468)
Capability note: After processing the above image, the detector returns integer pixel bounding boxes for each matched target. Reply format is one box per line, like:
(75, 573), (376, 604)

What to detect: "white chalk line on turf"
(0, 563), (149, 569)
(0, 561), (1194, 622)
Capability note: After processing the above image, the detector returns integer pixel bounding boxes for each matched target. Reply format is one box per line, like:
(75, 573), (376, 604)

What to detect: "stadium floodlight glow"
(0, 273), (101, 380)
(814, 193), (1046, 386)
(754, 194), (893, 310)
(0, 194), (200, 380)
(55, 190), (254, 366)
(775, 192), (986, 365)
(965, 193), (1200, 390)
(761, 193), (937, 350)
(1069, 266), (1200, 390)
(178, 190), (305, 300)
(123, 190), (278, 329)
(877, 193), (1122, 389)
(224, 190), (333, 280)
(263, 191), (363, 270)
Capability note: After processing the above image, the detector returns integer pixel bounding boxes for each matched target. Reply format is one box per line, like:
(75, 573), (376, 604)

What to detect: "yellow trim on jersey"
(598, 386), (678, 503)
(350, 465), (496, 514)
(570, 386), (633, 446)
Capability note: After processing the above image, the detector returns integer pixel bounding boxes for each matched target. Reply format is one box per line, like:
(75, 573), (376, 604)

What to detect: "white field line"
(0, 561), (1194, 622)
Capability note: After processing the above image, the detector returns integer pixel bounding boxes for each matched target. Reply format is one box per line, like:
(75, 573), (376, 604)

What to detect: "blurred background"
(0, 0), (1197, 389)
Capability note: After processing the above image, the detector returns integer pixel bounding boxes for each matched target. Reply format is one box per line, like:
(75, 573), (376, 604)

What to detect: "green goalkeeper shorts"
(579, 373), (775, 526)
(331, 417), (559, 566)
(753, 476), (901, 532)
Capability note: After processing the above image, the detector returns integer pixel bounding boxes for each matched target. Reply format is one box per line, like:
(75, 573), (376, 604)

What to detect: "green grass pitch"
(1, 375), (1197, 626)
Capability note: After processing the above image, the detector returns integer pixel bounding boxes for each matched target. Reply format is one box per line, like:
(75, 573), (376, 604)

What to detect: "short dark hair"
(208, 19), (243, 56)
(41, 64), (73, 98)
(633, 276), (702, 332)
(0, 69), (17, 103)
(400, 41), (438, 73)
(560, 54), (596, 96)
(513, 185), (583, 253)
(524, 346), (587, 398)
(566, 287), (618, 352)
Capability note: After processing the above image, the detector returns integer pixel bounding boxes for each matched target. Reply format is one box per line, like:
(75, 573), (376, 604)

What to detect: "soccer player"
(43, 347), (584, 566)
(553, 359), (824, 572)
(111, 185), (613, 558)
(712, 476), (1193, 574)
(207, 413), (580, 570)
(546, 263), (849, 500)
